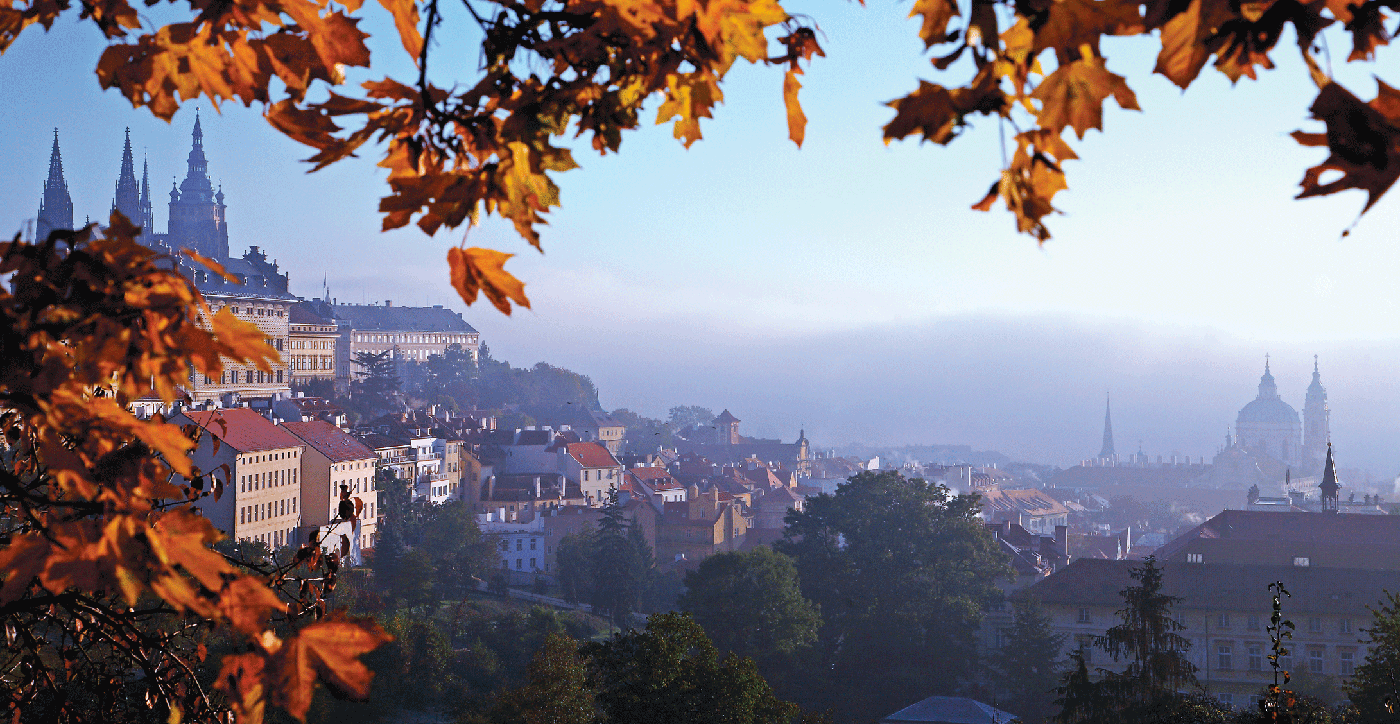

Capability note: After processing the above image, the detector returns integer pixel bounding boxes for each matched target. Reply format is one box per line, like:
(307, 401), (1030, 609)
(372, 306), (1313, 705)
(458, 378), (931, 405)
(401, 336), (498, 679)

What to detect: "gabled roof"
(180, 408), (303, 453)
(283, 420), (376, 463)
(566, 442), (619, 469)
(977, 488), (1069, 518)
(881, 696), (1017, 724)
(332, 303), (477, 332)
(1153, 509), (1400, 561)
(713, 409), (740, 424)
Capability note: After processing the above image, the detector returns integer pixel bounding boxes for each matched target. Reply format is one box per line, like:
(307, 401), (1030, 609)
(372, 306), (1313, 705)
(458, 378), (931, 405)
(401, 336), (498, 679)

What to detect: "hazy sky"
(3, 5), (1399, 474)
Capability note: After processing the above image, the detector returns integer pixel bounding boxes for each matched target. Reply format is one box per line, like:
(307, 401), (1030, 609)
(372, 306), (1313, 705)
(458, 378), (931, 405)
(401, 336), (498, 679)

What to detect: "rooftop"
(283, 420), (376, 463)
(180, 408), (303, 453)
(333, 303), (477, 333)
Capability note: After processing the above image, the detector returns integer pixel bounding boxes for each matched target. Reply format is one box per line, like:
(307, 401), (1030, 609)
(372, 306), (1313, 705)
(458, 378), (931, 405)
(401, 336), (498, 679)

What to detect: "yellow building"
(283, 420), (379, 551)
(288, 301), (338, 384)
(173, 408), (304, 549)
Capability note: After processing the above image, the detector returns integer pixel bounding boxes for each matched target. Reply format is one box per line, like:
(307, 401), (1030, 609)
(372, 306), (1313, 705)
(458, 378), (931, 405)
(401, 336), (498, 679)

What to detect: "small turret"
(1319, 442), (1340, 513)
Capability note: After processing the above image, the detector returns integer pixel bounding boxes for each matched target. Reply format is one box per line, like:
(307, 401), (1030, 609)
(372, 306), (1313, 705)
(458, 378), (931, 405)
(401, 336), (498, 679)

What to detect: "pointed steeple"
(1099, 392), (1115, 459)
(112, 128), (141, 225)
(1319, 442), (1340, 513)
(138, 155), (155, 241)
(180, 108), (214, 203)
(168, 110), (229, 260)
(36, 128), (73, 241)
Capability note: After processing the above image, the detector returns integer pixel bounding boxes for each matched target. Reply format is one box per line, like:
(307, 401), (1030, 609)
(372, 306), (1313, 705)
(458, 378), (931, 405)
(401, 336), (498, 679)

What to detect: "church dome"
(1237, 396), (1300, 425)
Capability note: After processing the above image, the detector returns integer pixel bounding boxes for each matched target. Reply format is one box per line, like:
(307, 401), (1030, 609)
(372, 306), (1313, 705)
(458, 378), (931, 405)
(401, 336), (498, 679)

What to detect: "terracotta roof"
(566, 442), (618, 469)
(1024, 558), (1400, 617)
(977, 488), (1069, 518)
(283, 421), (376, 463)
(629, 466), (674, 481)
(180, 408), (303, 453)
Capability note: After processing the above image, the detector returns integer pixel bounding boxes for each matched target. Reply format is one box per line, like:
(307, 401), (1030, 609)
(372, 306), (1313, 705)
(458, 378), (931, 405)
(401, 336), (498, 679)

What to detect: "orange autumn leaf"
(269, 613), (393, 720)
(448, 246), (530, 314)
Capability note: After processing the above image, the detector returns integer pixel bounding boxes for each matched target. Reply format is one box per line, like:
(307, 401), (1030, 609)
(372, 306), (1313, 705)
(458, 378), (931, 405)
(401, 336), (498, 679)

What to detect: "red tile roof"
(566, 442), (618, 469)
(283, 420), (376, 463)
(180, 408), (303, 453)
(629, 466), (675, 482)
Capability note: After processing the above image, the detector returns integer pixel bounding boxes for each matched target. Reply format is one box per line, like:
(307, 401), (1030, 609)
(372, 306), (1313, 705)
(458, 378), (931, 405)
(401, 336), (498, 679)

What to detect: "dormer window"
(1294, 556), (1310, 567)
(1187, 553), (1204, 563)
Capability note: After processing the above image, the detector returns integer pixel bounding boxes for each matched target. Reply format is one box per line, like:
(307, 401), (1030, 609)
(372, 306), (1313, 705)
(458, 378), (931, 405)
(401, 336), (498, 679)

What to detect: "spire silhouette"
(36, 129), (73, 241)
(1099, 392), (1115, 458)
(113, 128), (141, 224)
(1319, 442), (1340, 513)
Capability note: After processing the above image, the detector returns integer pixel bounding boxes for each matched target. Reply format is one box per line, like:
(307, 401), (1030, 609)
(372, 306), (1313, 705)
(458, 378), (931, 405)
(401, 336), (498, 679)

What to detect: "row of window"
(244, 527), (296, 549)
(207, 370), (286, 385)
(290, 356), (333, 370)
(228, 306), (285, 318)
(241, 497), (296, 524)
(1215, 643), (1355, 675)
(504, 557), (547, 571)
(290, 340), (333, 350)
(1186, 552), (1312, 567)
(355, 333), (474, 345)
(1077, 608), (1355, 636)
(581, 468), (617, 482)
(499, 538), (540, 552)
(240, 467), (297, 492)
(241, 451), (297, 465)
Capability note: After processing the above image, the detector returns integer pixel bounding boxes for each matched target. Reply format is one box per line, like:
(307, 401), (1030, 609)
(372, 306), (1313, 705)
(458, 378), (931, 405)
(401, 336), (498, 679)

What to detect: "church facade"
(36, 118), (295, 405)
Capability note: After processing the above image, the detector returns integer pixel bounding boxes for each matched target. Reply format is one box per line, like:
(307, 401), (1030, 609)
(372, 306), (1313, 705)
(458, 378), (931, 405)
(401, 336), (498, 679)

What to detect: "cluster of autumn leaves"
(1, 0), (1392, 310)
(0, 220), (389, 723)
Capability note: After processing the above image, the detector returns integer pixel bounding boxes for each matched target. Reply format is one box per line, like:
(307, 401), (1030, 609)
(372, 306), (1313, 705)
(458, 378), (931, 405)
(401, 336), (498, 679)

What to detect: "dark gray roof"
(882, 696), (1017, 724)
(332, 304), (477, 333)
(1023, 558), (1400, 617)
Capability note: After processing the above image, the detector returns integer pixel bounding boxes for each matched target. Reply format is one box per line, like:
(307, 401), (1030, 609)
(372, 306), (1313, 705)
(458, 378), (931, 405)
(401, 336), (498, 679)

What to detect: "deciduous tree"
(776, 470), (1011, 721)
(0, 221), (389, 723)
(677, 547), (821, 663)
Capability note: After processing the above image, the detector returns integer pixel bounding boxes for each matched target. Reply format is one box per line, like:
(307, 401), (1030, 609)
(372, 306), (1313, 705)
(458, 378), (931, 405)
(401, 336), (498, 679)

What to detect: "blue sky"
(3, 4), (1400, 474)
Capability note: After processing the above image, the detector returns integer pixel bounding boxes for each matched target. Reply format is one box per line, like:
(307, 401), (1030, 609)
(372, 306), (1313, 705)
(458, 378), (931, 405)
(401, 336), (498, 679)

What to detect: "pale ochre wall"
(232, 445), (304, 547)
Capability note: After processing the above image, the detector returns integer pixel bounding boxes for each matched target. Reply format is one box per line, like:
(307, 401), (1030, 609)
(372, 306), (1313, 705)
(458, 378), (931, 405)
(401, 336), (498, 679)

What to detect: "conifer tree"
(994, 597), (1067, 722)
(1096, 556), (1197, 706)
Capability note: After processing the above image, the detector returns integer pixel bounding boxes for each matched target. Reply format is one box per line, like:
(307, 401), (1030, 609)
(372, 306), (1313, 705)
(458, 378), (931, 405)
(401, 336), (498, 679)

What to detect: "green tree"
(352, 350), (402, 414)
(489, 633), (599, 724)
(994, 597), (1067, 722)
(1096, 556), (1198, 705)
(584, 612), (798, 724)
(590, 492), (643, 629)
(1346, 590), (1400, 723)
(1054, 650), (1112, 724)
(556, 531), (595, 606)
(776, 470), (1012, 721)
(677, 547), (821, 662)
(668, 406), (717, 431)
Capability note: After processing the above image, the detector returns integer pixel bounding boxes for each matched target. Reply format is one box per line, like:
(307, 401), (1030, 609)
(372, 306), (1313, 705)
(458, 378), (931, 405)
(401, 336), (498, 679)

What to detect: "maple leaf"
(448, 247), (531, 314)
(656, 72), (723, 147)
(784, 69), (808, 147)
(269, 613), (393, 721)
(1031, 55), (1139, 139)
(1329, 0), (1391, 60)
(884, 67), (1008, 144)
(1154, 0), (1236, 87)
(909, 0), (960, 47)
(1294, 80), (1400, 214)
(1024, 0), (1145, 56)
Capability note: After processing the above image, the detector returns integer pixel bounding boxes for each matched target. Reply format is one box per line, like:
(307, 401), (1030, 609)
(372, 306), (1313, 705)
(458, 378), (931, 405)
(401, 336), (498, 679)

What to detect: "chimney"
(534, 476), (541, 498)
(487, 475), (496, 500)
(385, 300), (392, 306)
(1054, 525), (1069, 563)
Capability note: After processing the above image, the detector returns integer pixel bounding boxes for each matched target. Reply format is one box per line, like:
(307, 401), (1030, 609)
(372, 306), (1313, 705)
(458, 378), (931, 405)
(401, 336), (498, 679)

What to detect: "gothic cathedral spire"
(139, 155), (155, 241)
(113, 128), (141, 225)
(36, 129), (73, 241)
(1099, 392), (1115, 459)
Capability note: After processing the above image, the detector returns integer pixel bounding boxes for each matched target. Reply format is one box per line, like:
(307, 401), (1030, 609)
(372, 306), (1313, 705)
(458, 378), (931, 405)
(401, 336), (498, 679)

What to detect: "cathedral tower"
(1303, 355), (1330, 474)
(167, 111), (229, 260)
(112, 128), (141, 226)
(139, 156), (155, 243)
(36, 129), (73, 241)
(1099, 393), (1115, 459)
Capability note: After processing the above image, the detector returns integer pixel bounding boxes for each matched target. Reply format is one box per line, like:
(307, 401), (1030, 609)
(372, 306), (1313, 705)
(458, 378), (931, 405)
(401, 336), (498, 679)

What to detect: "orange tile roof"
(566, 442), (619, 469)
(181, 408), (303, 453)
(283, 420), (376, 463)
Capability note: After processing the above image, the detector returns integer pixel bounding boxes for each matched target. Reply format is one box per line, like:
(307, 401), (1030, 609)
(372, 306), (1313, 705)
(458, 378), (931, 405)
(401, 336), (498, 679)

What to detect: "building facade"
(288, 301), (338, 384)
(283, 420), (379, 551)
(332, 302), (480, 385)
(173, 408), (305, 548)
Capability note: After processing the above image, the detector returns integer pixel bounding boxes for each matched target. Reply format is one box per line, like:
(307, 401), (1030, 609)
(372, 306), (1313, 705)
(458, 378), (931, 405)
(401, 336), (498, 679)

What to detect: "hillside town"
(19, 121), (1400, 724)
